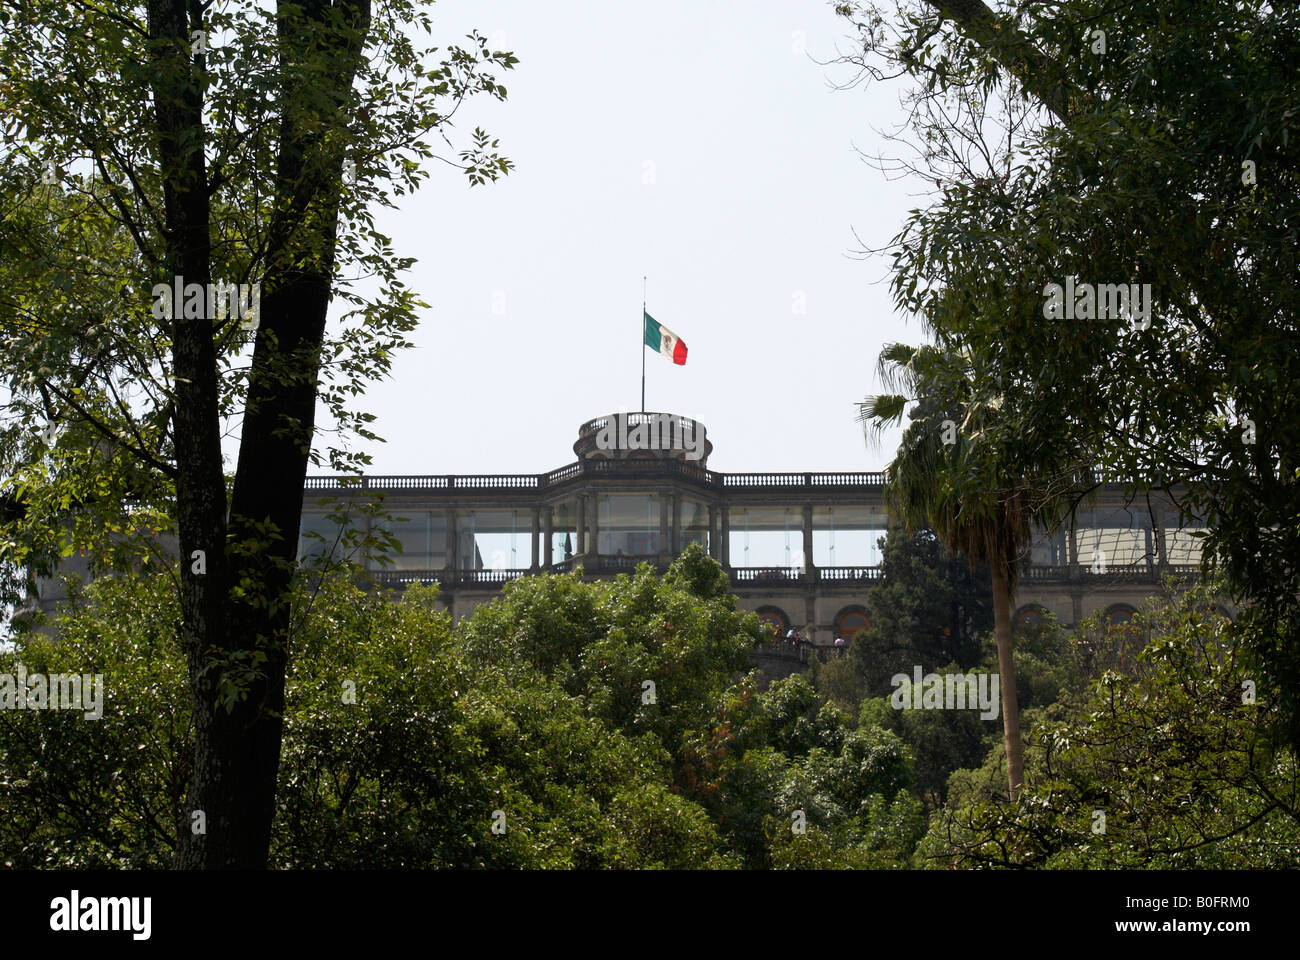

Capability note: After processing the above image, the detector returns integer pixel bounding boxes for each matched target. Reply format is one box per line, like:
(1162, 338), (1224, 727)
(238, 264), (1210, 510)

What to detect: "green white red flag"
(643, 311), (687, 365)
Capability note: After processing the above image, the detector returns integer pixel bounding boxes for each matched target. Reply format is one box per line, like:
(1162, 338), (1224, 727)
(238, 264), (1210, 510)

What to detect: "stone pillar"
(589, 493), (600, 557)
(1067, 511), (1079, 575)
(543, 505), (554, 567)
(1153, 507), (1169, 570)
(445, 508), (457, 574)
(659, 492), (672, 558)
(802, 504), (815, 578)
(576, 495), (587, 557)
(707, 504), (718, 559)
(720, 505), (731, 566)
(671, 493), (682, 555)
(530, 506), (540, 571)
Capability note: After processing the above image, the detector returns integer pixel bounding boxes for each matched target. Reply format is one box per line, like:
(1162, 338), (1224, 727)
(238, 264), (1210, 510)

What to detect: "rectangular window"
(1076, 507), (1153, 570)
(549, 499), (578, 564)
(1027, 523), (1069, 566)
(297, 507), (362, 565)
(598, 494), (660, 556)
(1163, 510), (1205, 566)
(680, 500), (711, 552)
(812, 505), (886, 567)
(728, 505), (800, 568)
(458, 510), (526, 571)
(371, 511), (447, 571)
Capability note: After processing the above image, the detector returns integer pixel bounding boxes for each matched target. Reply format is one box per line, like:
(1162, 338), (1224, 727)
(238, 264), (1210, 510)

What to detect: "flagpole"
(641, 276), (647, 413)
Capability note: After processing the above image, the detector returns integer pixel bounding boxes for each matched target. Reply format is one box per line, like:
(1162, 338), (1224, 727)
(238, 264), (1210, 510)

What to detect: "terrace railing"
(730, 567), (812, 584)
(721, 471), (885, 488)
(363, 559), (1205, 593)
(304, 462), (890, 496)
(818, 566), (885, 582)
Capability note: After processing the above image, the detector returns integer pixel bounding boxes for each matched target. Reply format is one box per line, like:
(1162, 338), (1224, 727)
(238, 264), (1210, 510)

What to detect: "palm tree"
(860, 340), (1083, 800)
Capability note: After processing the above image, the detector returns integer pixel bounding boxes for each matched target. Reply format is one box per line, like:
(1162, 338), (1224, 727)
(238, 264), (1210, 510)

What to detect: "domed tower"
(573, 411), (711, 466)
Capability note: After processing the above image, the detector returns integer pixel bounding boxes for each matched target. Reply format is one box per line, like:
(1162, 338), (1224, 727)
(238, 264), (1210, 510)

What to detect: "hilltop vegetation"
(2, 543), (1295, 868)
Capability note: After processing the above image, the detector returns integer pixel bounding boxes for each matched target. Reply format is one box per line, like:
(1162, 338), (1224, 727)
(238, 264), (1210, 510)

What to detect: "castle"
(293, 412), (1208, 647)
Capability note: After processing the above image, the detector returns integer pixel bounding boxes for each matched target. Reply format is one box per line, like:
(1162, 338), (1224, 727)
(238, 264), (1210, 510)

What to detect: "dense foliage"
(3, 542), (1294, 869)
(834, 0), (1300, 755)
(834, 515), (993, 703)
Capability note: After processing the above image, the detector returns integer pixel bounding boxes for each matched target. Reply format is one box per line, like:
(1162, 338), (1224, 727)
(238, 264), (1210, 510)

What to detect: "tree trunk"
(990, 561), (1023, 800)
(168, 0), (371, 869)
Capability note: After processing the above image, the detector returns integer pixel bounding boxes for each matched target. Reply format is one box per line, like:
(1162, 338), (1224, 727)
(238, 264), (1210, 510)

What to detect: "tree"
(917, 580), (1300, 868)
(860, 339), (1086, 800)
(0, 565), (740, 869)
(840, 513), (993, 700)
(454, 544), (760, 786)
(832, 0), (1300, 754)
(0, 1), (515, 867)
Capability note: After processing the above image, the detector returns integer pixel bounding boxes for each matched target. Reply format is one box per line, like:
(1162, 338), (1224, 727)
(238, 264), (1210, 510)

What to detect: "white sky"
(326, 0), (924, 477)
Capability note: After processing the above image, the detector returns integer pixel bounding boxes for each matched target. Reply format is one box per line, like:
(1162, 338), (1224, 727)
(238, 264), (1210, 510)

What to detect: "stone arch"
(834, 605), (870, 641)
(1105, 602), (1137, 626)
(755, 605), (789, 637)
(1014, 603), (1050, 632)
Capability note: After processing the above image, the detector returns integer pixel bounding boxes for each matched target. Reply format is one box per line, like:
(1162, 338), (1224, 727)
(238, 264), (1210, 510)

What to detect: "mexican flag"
(644, 311), (688, 365)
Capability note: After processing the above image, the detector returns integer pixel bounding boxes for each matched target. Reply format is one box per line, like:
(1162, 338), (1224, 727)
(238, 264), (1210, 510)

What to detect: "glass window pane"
(550, 499), (577, 563)
(728, 506), (800, 568)
(1077, 507), (1152, 570)
(297, 509), (362, 564)
(681, 499), (711, 551)
(459, 510), (525, 570)
(812, 505), (886, 567)
(598, 494), (659, 556)
(373, 512), (446, 570)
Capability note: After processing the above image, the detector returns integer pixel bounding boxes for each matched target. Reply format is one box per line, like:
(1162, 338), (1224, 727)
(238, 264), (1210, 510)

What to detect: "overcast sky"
(328, 0), (925, 478)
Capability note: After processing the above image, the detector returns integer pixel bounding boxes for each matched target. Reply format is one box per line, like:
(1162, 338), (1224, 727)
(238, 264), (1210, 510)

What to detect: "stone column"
(1066, 510), (1082, 625)
(659, 492), (672, 559)
(802, 504), (815, 578)
(671, 492), (682, 555)
(530, 506), (540, 571)
(543, 505), (554, 567)
(362, 507), (373, 574)
(589, 493), (600, 558)
(720, 505), (731, 567)
(445, 508), (457, 575)
(1153, 506), (1169, 570)
(576, 495), (587, 557)
(707, 504), (718, 559)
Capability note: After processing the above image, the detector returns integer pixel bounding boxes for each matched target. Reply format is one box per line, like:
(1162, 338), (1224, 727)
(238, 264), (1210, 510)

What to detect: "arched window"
(755, 606), (789, 637)
(1015, 604), (1049, 632)
(1106, 603), (1137, 627)
(834, 606), (870, 641)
